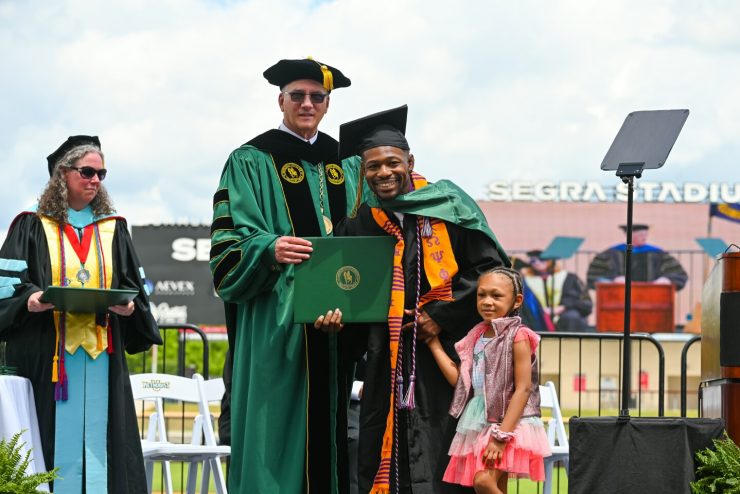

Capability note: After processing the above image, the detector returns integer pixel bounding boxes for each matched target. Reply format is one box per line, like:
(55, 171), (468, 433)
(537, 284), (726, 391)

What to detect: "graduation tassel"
(421, 217), (433, 238)
(51, 330), (60, 384)
(108, 320), (113, 355)
(54, 315), (64, 400)
(55, 353), (68, 401)
(60, 361), (68, 401)
(60, 343), (68, 401)
(96, 326), (103, 352)
(52, 355), (59, 383)
(396, 374), (405, 409)
(53, 352), (62, 401)
(52, 313), (61, 383)
(58, 315), (68, 401)
(307, 56), (334, 91)
(402, 376), (416, 410)
(95, 313), (106, 352)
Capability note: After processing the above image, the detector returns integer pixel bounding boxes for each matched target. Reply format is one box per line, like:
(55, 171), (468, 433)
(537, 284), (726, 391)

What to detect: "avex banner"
(132, 225), (224, 326)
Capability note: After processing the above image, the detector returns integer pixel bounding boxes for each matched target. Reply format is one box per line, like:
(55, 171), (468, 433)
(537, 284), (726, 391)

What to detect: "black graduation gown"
(0, 213), (162, 494)
(586, 246), (688, 290)
(338, 204), (505, 494)
(559, 273), (592, 317)
(528, 272), (593, 332)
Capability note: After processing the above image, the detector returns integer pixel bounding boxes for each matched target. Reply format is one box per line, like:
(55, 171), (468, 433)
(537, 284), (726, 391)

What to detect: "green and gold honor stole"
(40, 215), (115, 401)
(369, 172), (459, 494)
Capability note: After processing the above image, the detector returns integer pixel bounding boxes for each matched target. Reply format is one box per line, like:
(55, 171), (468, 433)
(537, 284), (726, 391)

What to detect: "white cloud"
(1, 0), (739, 236)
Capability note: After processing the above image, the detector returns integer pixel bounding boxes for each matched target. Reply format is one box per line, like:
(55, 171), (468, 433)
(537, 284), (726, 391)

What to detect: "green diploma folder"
(41, 286), (139, 313)
(293, 236), (396, 323)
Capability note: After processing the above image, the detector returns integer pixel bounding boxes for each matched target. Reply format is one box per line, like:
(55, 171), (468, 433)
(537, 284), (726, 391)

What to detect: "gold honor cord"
(316, 163), (333, 234)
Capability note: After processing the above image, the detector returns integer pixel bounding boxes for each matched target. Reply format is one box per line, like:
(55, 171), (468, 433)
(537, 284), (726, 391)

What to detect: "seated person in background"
(510, 255), (554, 333)
(586, 224), (688, 291)
(525, 249), (592, 332)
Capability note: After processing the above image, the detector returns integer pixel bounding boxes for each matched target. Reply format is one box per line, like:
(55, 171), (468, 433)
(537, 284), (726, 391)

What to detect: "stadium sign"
(485, 181), (740, 203)
(132, 225), (224, 327)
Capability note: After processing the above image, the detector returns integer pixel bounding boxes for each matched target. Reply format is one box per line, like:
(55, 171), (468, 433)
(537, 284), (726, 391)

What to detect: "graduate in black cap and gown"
(524, 249), (592, 332)
(327, 105), (509, 494)
(586, 224), (688, 290)
(209, 58), (360, 493)
(0, 136), (161, 493)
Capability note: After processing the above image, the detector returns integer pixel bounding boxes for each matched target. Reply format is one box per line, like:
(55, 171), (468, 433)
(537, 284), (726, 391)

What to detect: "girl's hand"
(482, 437), (506, 469)
(109, 301), (135, 316)
(27, 291), (54, 312)
(402, 309), (441, 343)
(425, 334), (441, 348)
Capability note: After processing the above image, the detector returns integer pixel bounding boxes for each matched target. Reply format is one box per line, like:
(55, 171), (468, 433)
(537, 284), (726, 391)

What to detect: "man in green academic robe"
(209, 58), (360, 493)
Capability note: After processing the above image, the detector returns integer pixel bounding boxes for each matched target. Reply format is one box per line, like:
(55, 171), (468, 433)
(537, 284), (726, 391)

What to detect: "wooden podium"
(595, 282), (675, 333)
(700, 252), (740, 444)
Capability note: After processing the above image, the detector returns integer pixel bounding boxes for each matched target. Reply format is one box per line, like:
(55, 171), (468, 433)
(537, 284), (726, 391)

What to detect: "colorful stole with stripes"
(369, 172), (459, 494)
(40, 216), (116, 400)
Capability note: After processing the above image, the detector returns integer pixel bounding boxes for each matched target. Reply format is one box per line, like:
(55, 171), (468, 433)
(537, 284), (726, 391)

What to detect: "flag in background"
(709, 203), (740, 224)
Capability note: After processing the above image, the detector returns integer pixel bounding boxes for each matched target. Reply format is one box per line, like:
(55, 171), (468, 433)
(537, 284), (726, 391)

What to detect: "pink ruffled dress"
(443, 329), (551, 485)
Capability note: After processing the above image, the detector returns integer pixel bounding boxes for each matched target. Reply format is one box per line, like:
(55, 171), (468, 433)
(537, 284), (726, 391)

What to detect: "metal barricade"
(538, 331), (666, 417)
(129, 323), (211, 378)
(680, 334), (702, 417)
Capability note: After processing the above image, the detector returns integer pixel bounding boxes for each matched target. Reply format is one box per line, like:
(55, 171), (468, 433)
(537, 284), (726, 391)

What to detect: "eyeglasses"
(283, 91), (329, 104)
(67, 166), (107, 181)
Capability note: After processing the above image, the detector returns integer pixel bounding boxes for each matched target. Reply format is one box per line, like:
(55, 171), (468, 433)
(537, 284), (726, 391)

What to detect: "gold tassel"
(52, 355), (59, 383)
(320, 64), (333, 91)
(96, 325), (103, 351)
(307, 56), (334, 91)
(52, 314), (60, 383)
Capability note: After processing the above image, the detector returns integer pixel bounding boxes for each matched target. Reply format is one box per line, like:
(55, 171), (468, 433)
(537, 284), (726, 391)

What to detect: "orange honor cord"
(368, 172), (458, 492)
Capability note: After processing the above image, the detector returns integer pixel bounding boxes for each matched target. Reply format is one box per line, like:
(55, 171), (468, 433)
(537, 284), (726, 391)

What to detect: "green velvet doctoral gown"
(210, 130), (360, 494)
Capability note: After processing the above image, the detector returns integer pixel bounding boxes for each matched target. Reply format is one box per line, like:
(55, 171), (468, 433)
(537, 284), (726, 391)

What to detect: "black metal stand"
(549, 261), (556, 323)
(570, 110), (694, 493)
(616, 163), (644, 419)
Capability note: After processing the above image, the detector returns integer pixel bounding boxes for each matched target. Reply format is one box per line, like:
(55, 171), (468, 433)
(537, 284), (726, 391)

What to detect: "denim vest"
(449, 317), (541, 423)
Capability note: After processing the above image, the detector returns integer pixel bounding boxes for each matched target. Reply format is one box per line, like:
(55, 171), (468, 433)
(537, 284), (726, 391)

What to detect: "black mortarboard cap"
(619, 224), (649, 231)
(510, 256), (532, 272)
(263, 58), (351, 91)
(338, 105), (409, 160)
(47, 135), (101, 176)
(526, 249), (543, 259)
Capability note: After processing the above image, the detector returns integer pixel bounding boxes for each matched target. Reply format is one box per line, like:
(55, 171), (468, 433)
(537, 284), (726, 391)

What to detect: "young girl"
(427, 267), (551, 494)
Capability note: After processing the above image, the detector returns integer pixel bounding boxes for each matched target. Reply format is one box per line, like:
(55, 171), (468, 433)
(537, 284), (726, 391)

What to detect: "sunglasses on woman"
(67, 166), (107, 181)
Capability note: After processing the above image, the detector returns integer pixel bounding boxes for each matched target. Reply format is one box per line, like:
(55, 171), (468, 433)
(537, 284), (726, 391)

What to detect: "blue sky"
(1, 0), (739, 241)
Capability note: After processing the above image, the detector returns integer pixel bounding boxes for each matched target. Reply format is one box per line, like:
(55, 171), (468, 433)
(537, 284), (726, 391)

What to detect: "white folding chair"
(130, 373), (230, 494)
(539, 380), (569, 494)
(193, 375), (229, 494)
